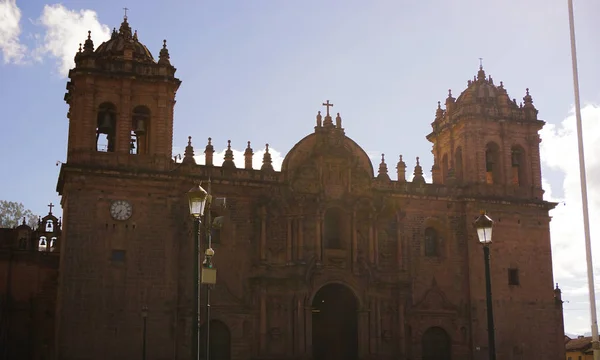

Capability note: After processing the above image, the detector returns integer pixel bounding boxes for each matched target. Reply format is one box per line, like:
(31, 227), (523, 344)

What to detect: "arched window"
(96, 102), (117, 152)
(324, 208), (343, 249)
(210, 210), (222, 245)
(45, 219), (54, 232)
(38, 236), (47, 251)
(511, 145), (526, 187)
(131, 106), (151, 155)
(424, 227), (438, 257)
(50, 237), (57, 251)
(455, 147), (463, 182)
(485, 142), (501, 184)
(18, 238), (27, 250)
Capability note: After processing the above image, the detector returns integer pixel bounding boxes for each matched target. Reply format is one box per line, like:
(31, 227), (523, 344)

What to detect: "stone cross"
(322, 100), (334, 117)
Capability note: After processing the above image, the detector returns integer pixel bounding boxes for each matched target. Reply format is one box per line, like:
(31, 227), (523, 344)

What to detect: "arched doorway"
(312, 283), (358, 360)
(199, 319), (231, 360)
(422, 326), (451, 360)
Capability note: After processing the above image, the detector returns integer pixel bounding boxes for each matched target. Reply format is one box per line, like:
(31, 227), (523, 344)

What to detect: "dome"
(282, 131), (374, 178)
(94, 17), (155, 64)
(454, 66), (502, 105)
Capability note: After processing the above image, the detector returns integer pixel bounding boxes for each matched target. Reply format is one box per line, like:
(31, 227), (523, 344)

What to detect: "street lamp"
(187, 184), (209, 360)
(141, 306), (148, 360)
(473, 210), (496, 360)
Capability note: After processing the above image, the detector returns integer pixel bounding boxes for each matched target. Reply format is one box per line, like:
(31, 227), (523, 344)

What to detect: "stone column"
(396, 213), (403, 270)
(297, 217), (304, 263)
(260, 207), (267, 262)
(296, 296), (305, 355)
(374, 226), (380, 267)
(286, 217), (293, 264)
(260, 286), (267, 354)
(118, 79), (132, 154)
(398, 301), (406, 358)
(368, 215), (375, 264)
(315, 212), (322, 263)
(305, 298), (313, 356)
(352, 210), (358, 273)
(358, 306), (370, 357)
(375, 298), (382, 352)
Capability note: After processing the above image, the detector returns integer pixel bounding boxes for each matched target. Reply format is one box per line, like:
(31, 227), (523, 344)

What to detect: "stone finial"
(376, 153), (390, 181)
(244, 141), (254, 170)
(396, 155), (407, 183)
(204, 137), (214, 166)
(435, 101), (443, 120)
(222, 140), (236, 170)
(83, 30), (94, 53)
(412, 156), (425, 184)
(118, 15), (133, 40)
(261, 143), (274, 172)
(158, 39), (171, 66)
(523, 88), (533, 106)
(182, 136), (196, 165)
(445, 89), (455, 109)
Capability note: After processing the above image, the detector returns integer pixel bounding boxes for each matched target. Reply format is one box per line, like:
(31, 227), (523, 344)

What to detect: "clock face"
(110, 200), (133, 221)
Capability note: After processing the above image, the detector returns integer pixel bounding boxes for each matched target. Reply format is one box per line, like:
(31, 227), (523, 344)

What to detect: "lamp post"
(202, 247), (217, 360)
(188, 184), (209, 360)
(141, 306), (148, 360)
(474, 210), (496, 360)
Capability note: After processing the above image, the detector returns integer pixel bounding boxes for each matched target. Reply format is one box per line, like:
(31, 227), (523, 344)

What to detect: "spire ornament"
(244, 141), (254, 170)
(397, 155), (407, 183)
(222, 140), (236, 170)
(261, 144), (274, 172)
(412, 156), (425, 184)
(377, 154), (390, 181)
(83, 30), (94, 53)
(204, 137), (215, 166)
(158, 39), (171, 66)
(182, 136), (196, 165)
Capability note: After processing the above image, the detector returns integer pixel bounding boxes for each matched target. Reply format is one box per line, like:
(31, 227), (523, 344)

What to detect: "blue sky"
(1, 0), (600, 335)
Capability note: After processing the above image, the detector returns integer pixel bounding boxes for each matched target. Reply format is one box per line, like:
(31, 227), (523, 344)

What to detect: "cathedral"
(50, 15), (566, 360)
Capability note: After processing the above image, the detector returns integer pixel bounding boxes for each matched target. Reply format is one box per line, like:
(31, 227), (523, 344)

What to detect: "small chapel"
(44, 14), (567, 360)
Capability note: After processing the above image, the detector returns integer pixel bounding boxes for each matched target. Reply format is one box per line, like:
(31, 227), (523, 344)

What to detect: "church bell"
(97, 112), (113, 134)
(134, 118), (147, 136)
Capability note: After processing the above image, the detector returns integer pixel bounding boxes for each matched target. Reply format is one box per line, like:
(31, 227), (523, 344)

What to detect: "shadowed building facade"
(54, 15), (566, 360)
(0, 207), (61, 360)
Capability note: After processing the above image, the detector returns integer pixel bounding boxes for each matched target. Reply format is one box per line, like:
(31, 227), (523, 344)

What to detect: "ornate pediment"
(413, 277), (458, 314)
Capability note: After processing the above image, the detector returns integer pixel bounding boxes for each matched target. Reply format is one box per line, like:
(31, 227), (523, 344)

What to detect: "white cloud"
(0, 0), (27, 63)
(33, 4), (110, 77)
(540, 104), (600, 334)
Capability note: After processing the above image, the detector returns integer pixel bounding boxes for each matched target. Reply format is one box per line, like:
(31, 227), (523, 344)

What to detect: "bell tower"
(63, 14), (181, 168)
(56, 14), (185, 360)
(426, 65), (545, 199)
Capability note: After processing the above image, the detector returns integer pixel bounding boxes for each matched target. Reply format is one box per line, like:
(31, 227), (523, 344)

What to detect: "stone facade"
(54, 15), (566, 360)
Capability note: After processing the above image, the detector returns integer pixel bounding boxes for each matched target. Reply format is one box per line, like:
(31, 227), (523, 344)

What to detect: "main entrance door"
(421, 326), (451, 360)
(312, 283), (358, 360)
(199, 319), (231, 360)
